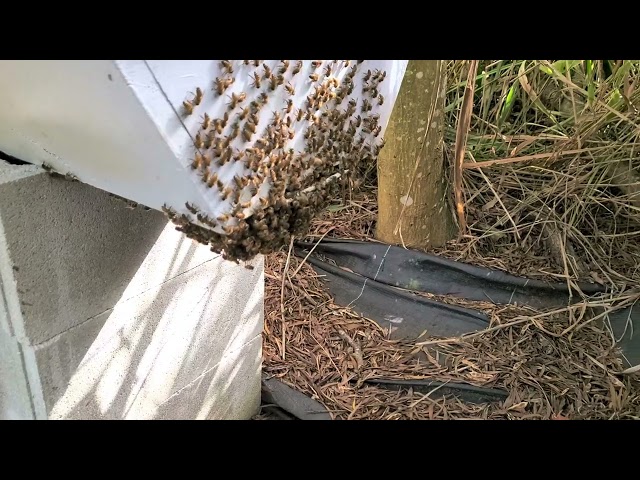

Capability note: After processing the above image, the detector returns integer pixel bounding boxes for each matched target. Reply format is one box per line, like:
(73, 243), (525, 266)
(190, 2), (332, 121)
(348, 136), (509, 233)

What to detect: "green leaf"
(327, 204), (347, 212)
(499, 83), (517, 126)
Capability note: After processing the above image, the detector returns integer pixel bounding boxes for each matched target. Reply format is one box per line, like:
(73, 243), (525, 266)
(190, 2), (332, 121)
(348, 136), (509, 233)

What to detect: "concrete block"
(0, 162), (168, 344)
(0, 327), (34, 420)
(45, 257), (263, 420)
(0, 161), (264, 419)
(157, 335), (262, 420)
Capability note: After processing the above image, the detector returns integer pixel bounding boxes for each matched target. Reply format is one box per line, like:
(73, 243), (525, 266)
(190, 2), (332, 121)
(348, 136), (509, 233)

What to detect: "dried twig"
(280, 236), (295, 360)
(453, 60), (479, 234)
(336, 328), (364, 370)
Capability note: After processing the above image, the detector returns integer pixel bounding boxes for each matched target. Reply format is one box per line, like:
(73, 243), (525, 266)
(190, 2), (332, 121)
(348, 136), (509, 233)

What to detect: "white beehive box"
(0, 60), (408, 259)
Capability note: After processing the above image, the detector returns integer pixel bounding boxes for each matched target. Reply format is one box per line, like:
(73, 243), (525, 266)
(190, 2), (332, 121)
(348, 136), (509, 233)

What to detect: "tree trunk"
(376, 60), (454, 249)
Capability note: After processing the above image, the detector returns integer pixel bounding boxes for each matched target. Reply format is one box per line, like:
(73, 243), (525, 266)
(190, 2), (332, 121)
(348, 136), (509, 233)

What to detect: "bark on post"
(376, 60), (454, 249)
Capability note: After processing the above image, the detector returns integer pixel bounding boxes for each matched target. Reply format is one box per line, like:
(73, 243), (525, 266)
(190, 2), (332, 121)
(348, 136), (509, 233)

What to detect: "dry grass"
(261, 60), (640, 420)
(435, 60), (640, 289)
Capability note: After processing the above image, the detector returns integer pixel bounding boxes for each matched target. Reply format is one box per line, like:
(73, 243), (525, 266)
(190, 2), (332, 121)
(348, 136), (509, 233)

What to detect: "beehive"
(161, 60), (407, 261)
(0, 60), (408, 261)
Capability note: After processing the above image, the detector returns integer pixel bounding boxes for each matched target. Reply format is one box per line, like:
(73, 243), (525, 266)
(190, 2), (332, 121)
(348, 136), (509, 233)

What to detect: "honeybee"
(182, 100), (194, 115)
(373, 138), (385, 155)
(249, 100), (261, 114)
(361, 99), (372, 113)
(220, 60), (233, 74)
(193, 87), (204, 105)
(221, 112), (230, 127)
(253, 60), (261, 67)
(207, 172), (218, 188)
(372, 126), (382, 137)
(228, 92), (246, 109)
(221, 187), (233, 201)
(324, 64), (332, 76)
(378, 94), (384, 105)
(229, 122), (240, 139)
(245, 120), (257, 133)
(272, 111), (281, 124)
(191, 152), (203, 169)
(269, 75), (278, 91)
(258, 92), (269, 105)
(346, 98), (357, 116)
(311, 61), (322, 68)
(292, 60), (303, 75)
(284, 99), (293, 114)
(309, 73), (319, 82)
(214, 77), (234, 96)
(250, 72), (261, 89)
(363, 70), (372, 82)
(306, 95), (315, 109)
(263, 64), (272, 79)
(242, 128), (253, 142)
(284, 83), (295, 96)
(217, 213), (229, 222)
(212, 120), (223, 135)
(295, 108), (304, 122)
(278, 60), (289, 75)
(238, 107), (249, 120)
(243, 60), (250, 65)
(201, 112), (211, 130)
(194, 132), (204, 149)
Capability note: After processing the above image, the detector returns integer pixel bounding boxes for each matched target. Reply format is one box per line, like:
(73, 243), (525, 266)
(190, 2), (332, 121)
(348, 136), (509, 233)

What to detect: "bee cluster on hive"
(162, 60), (391, 262)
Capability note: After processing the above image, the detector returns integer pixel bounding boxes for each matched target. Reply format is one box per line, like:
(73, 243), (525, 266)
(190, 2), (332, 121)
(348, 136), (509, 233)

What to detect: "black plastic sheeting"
(608, 306), (640, 367)
(365, 378), (508, 404)
(304, 257), (490, 339)
(261, 375), (332, 420)
(296, 239), (607, 309)
(297, 238), (640, 370)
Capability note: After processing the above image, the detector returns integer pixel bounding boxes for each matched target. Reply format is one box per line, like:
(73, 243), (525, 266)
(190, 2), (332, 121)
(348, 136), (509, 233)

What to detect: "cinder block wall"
(0, 160), (263, 419)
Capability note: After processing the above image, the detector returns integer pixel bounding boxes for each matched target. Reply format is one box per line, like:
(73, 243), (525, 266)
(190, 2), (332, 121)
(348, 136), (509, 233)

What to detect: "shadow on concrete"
(44, 231), (263, 420)
(2, 174), (169, 345)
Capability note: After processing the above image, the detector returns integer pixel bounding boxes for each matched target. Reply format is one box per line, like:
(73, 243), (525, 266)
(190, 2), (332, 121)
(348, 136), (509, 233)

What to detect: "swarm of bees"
(166, 60), (389, 262)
